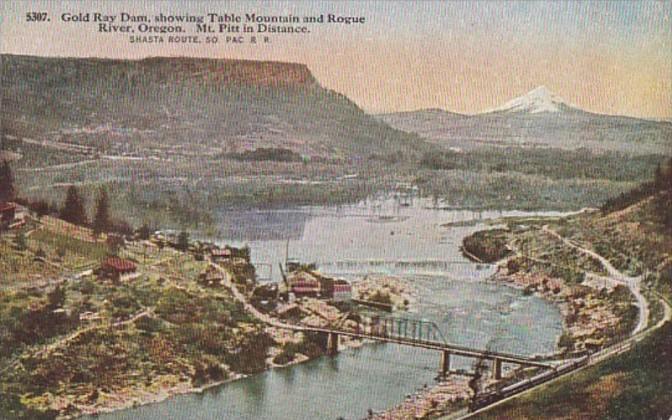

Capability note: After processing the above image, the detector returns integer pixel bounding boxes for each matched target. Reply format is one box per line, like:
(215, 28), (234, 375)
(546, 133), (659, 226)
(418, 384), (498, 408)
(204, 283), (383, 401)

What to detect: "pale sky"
(1, 1), (671, 118)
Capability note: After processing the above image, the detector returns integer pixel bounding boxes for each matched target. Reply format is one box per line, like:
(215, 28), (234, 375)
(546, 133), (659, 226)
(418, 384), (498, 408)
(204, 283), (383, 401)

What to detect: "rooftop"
(102, 257), (137, 272)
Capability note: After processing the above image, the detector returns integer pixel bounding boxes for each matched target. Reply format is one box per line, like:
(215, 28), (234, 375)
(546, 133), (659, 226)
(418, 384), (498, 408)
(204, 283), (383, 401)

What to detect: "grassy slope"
(473, 195), (672, 419)
(476, 323), (672, 420)
(0, 219), (274, 419)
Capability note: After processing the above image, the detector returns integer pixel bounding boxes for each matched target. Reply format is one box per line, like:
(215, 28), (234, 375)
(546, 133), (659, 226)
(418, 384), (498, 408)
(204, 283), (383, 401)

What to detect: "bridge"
(209, 260), (552, 380)
(287, 316), (553, 379)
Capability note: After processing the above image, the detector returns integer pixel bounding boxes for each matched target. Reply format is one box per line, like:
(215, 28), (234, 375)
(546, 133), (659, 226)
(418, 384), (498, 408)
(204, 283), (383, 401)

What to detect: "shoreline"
(369, 234), (637, 419)
(66, 275), (413, 419)
(57, 224), (629, 420)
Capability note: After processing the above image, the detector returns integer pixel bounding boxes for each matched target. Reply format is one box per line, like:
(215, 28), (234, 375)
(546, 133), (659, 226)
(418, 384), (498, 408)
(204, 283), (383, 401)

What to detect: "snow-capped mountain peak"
(488, 86), (568, 114)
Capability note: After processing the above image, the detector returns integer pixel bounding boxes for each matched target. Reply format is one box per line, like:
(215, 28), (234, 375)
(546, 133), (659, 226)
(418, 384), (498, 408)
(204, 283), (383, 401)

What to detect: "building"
(318, 275), (352, 302)
(100, 257), (138, 282)
(210, 248), (232, 262)
(288, 270), (321, 298)
(332, 279), (353, 302)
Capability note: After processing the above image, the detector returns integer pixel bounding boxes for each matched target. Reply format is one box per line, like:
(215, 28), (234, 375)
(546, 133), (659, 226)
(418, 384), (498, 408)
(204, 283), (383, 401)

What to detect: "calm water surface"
(90, 198), (565, 420)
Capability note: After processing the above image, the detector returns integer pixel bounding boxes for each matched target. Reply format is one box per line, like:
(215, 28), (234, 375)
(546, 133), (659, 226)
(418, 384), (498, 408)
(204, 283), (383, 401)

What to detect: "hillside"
(378, 87), (672, 154)
(466, 177), (672, 419)
(1, 54), (424, 161)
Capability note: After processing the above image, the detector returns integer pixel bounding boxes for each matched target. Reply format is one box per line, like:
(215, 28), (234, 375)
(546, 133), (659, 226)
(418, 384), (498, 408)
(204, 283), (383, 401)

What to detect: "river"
(90, 197), (566, 420)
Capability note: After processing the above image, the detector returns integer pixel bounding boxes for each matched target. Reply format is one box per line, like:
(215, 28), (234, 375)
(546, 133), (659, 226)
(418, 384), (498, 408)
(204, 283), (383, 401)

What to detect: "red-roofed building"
(100, 257), (138, 282)
(332, 279), (352, 302)
(318, 276), (352, 302)
(288, 271), (320, 297)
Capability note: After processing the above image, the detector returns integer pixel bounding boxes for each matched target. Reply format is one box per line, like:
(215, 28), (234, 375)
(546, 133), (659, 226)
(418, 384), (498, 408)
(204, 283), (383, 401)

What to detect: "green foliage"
(0, 159), (16, 202)
(0, 291), (77, 359)
(137, 223), (152, 240)
(106, 287), (142, 320)
(223, 147), (303, 163)
(0, 392), (58, 420)
(602, 156), (672, 217)
(224, 328), (274, 374)
(462, 229), (511, 263)
(549, 265), (585, 285)
(420, 149), (666, 183)
(481, 323), (672, 420)
(59, 186), (87, 226)
(30, 229), (108, 263)
(35, 247), (46, 259)
(368, 290), (393, 305)
(14, 231), (27, 251)
(176, 230), (190, 251)
(47, 285), (65, 309)
(92, 186), (110, 236)
(420, 151), (458, 170)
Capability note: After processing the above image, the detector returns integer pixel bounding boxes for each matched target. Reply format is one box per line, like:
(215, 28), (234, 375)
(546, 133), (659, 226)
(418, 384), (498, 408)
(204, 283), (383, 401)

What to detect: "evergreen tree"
(0, 160), (16, 202)
(654, 163), (664, 190)
(92, 187), (110, 236)
(664, 158), (672, 192)
(15, 231), (27, 251)
(60, 186), (87, 226)
(176, 230), (190, 251)
(137, 223), (152, 240)
(653, 158), (672, 232)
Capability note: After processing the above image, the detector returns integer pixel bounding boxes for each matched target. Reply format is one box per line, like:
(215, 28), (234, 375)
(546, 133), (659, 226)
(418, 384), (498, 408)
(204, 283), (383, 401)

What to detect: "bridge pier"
(493, 358), (503, 380)
(326, 332), (339, 356)
(440, 350), (451, 378)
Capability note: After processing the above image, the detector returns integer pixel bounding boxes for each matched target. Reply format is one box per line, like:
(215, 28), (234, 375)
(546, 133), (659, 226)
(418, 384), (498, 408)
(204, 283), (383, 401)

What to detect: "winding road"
(542, 226), (649, 334)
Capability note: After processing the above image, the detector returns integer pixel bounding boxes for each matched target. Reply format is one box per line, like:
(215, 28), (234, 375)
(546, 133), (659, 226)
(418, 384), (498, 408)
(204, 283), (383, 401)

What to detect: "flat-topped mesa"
(146, 57), (317, 87)
(1, 54), (318, 88)
(138, 57), (318, 87)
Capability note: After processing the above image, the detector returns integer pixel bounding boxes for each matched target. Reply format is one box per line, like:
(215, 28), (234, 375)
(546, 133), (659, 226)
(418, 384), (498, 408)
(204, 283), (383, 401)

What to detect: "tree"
(653, 158), (672, 231)
(60, 186), (87, 226)
(47, 285), (66, 309)
(654, 163), (664, 190)
(0, 160), (16, 202)
(137, 223), (152, 240)
(92, 187), (110, 236)
(176, 230), (190, 251)
(31, 199), (53, 218)
(14, 231), (27, 251)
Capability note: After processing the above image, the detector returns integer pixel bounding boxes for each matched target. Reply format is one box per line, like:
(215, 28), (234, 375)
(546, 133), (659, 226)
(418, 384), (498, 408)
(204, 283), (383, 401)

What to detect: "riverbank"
(71, 272), (420, 418)
(369, 377), (471, 419)
(463, 222), (640, 355)
(66, 373), (244, 418)
(368, 216), (643, 420)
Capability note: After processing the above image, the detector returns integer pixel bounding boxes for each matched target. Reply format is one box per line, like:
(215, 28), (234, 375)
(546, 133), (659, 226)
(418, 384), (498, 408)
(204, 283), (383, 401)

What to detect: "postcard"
(1, 1), (671, 419)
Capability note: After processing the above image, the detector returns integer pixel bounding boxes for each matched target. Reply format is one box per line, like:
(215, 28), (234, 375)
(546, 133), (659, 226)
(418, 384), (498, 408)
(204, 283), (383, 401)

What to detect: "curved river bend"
(90, 198), (565, 420)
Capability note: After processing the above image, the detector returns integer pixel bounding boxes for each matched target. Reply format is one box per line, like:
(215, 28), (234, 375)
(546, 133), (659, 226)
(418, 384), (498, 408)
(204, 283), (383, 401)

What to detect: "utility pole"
(285, 238), (290, 268)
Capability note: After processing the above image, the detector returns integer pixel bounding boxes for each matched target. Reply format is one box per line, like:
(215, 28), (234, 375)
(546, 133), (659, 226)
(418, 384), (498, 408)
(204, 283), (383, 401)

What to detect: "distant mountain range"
(1, 55), (668, 161)
(0, 54), (425, 162)
(378, 86), (671, 155)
